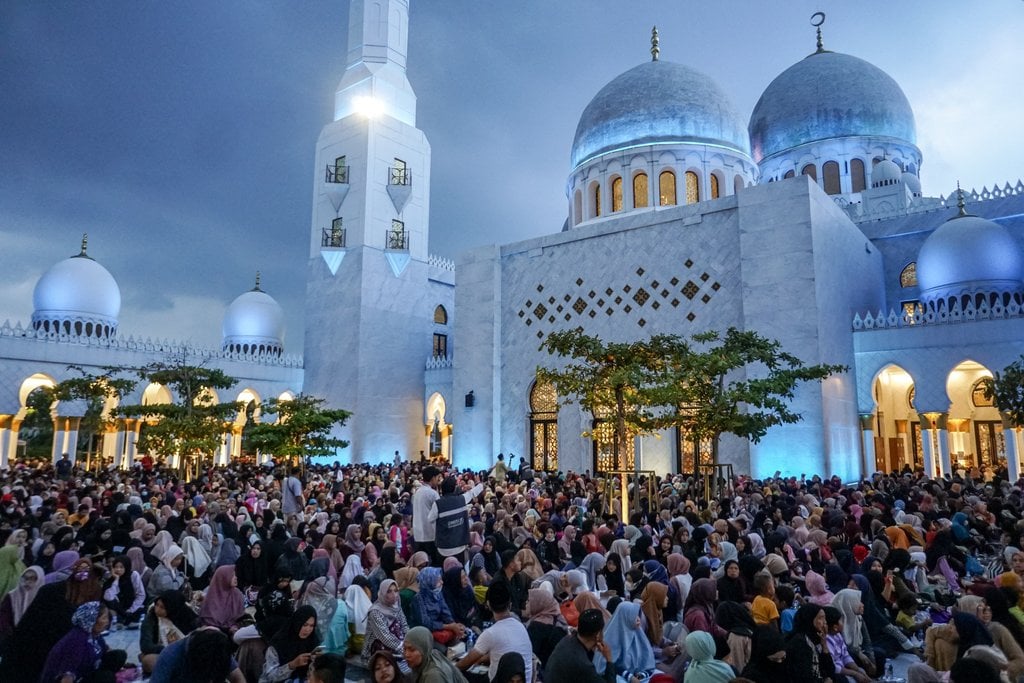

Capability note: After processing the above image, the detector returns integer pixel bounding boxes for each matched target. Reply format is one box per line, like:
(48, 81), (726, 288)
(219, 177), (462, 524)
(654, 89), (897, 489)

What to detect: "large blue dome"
(917, 213), (1024, 303)
(748, 51), (916, 163)
(570, 60), (750, 169)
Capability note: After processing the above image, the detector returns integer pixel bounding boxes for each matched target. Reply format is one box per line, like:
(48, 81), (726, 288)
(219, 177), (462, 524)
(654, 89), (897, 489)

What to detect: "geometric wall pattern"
(515, 259), (723, 339)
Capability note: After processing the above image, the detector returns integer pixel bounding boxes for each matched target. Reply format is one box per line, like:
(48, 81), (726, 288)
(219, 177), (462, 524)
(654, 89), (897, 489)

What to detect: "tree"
(983, 357), (1024, 427)
(646, 328), (846, 488)
(245, 394), (350, 469)
(118, 359), (240, 475)
(46, 368), (137, 465)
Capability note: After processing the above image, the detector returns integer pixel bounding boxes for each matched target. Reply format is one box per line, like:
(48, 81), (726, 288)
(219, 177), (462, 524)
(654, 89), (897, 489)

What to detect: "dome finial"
(79, 233), (88, 257)
(956, 182), (967, 217)
(810, 12), (826, 53)
(650, 26), (660, 62)
(253, 271), (262, 292)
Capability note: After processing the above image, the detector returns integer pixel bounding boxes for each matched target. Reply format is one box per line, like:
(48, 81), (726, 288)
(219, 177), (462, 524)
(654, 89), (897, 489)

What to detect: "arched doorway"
(946, 360), (1002, 471)
(425, 392), (451, 463)
(872, 365), (918, 471)
(17, 373), (56, 461)
(529, 381), (558, 471)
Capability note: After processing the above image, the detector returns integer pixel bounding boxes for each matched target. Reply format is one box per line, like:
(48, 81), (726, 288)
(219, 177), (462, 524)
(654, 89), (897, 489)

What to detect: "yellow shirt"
(752, 595), (780, 625)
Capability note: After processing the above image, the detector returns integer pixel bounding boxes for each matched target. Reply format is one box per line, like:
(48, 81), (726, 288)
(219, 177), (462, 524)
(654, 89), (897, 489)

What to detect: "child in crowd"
(895, 593), (932, 640)
(824, 606), (873, 683)
(751, 573), (780, 628)
(775, 584), (797, 634)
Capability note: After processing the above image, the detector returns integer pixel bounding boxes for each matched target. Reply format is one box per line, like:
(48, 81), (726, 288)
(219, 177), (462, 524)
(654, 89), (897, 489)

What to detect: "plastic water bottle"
(884, 661), (894, 681)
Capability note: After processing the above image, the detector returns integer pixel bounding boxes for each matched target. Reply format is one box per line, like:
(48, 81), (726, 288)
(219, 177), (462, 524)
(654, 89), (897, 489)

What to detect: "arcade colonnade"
(861, 359), (1021, 478)
(0, 372), (295, 469)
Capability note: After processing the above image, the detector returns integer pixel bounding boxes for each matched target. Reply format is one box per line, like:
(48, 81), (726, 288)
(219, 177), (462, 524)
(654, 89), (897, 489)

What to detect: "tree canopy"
(983, 356), (1024, 428)
(245, 394), (350, 464)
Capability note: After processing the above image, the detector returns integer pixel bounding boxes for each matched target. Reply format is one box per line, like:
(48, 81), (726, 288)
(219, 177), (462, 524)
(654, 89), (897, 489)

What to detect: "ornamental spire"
(811, 12), (826, 53)
(253, 271), (262, 291)
(650, 26), (660, 61)
(79, 233), (88, 256)
(956, 182), (967, 217)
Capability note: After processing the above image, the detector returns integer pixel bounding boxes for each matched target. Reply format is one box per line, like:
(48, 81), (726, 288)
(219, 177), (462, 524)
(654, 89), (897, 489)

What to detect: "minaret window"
(684, 171), (700, 204)
(823, 161), (841, 195)
(390, 158), (409, 185)
(784, 170), (795, 179)
(851, 159), (866, 193)
(801, 164), (817, 181)
(322, 217), (346, 248)
(659, 171), (677, 206)
(633, 173), (649, 208)
(387, 219), (408, 250)
(593, 184), (602, 217)
(327, 155), (348, 183)
(432, 333), (448, 358)
(710, 173), (720, 199)
(573, 189), (583, 225)
(611, 177), (623, 212)
(433, 305), (448, 325)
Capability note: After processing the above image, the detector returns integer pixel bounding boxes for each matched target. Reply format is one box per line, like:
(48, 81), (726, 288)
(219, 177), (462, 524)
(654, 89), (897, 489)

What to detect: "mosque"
(3, 1), (1024, 483)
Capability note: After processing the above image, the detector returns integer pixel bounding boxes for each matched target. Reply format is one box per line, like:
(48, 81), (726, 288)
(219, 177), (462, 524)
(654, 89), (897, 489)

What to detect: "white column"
(921, 421), (936, 477)
(0, 418), (10, 470)
(7, 419), (21, 467)
(51, 417), (66, 463)
(230, 429), (242, 461)
(859, 414), (875, 473)
(1004, 427), (1021, 482)
(936, 413), (952, 477)
(112, 427), (127, 469)
(123, 423), (138, 469)
(64, 418), (81, 465)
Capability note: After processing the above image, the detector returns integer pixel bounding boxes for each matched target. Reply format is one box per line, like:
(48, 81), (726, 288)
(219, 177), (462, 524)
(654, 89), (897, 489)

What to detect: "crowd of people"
(0, 452), (1020, 683)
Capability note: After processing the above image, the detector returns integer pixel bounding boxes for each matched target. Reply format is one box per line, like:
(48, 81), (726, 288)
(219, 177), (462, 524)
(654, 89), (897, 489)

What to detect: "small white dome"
(32, 238), (121, 338)
(871, 159), (902, 187)
(917, 210), (1024, 305)
(901, 172), (921, 196)
(222, 278), (285, 356)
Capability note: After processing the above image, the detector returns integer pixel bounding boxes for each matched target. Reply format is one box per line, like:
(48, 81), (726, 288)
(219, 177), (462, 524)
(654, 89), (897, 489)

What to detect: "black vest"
(434, 493), (469, 553)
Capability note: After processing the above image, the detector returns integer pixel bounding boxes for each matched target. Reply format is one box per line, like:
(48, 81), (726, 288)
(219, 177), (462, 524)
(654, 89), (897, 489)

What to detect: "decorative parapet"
(0, 320), (304, 368)
(427, 254), (455, 271)
(425, 356), (453, 370)
(839, 179), (1024, 222)
(852, 296), (1024, 331)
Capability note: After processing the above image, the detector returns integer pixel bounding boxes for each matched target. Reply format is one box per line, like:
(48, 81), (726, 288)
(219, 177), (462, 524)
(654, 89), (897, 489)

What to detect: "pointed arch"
(632, 172), (649, 208)
(529, 380), (558, 471)
(658, 170), (677, 206)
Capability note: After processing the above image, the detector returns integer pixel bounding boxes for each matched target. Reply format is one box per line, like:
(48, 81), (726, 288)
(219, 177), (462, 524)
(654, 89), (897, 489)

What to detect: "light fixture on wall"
(465, 391), (475, 408)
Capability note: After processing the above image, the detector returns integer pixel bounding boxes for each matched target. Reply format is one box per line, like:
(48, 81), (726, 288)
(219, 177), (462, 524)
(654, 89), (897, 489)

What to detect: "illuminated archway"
(425, 392), (451, 462)
(871, 365), (918, 471)
(946, 360), (1001, 471)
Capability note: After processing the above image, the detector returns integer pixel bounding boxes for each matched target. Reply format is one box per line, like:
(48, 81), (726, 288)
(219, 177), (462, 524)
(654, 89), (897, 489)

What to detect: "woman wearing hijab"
(320, 534), (345, 576)
(578, 552), (606, 593)
(403, 625), (466, 683)
(199, 565), (246, 633)
(394, 565), (420, 621)
(716, 559), (744, 603)
(217, 537), (241, 569)
(525, 587), (566, 668)
(741, 625), (789, 683)
(0, 544), (26, 595)
(139, 590), (198, 674)
(339, 553), (365, 591)
(362, 578), (409, 662)
(341, 523), (365, 560)
(667, 553), (692, 618)
(850, 573), (912, 657)
(640, 581), (668, 647)
(684, 578), (726, 638)
(180, 534), (213, 590)
(276, 537), (310, 583)
(804, 569), (835, 607)
(784, 604), (834, 683)
(236, 539), (269, 602)
(0, 565), (43, 645)
(492, 652), (526, 683)
(297, 558), (338, 640)
(102, 555), (146, 627)
(40, 601), (127, 683)
(0, 558), (104, 683)
(602, 552), (626, 597)
(46, 549), (80, 585)
(345, 578), (373, 656)
(683, 629), (735, 683)
(411, 567), (463, 644)
(260, 605), (320, 683)
(595, 601), (656, 680)
(831, 588), (875, 676)
(441, 567), (477, 628)
(573, 590), (610, 624)
(471, 537), (500, 576)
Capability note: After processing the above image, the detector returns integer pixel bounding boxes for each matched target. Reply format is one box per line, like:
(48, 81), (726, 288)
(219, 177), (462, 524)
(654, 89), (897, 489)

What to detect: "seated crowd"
(0, 455), (1019, 683)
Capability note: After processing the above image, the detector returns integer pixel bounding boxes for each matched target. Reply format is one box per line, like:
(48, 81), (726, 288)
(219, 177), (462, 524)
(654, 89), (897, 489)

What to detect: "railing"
(388, 167), (411, 186)
(853, 292), (1024, 330)
(386, 229), (409, 250)
(325, 165), (349, 184)
(0, 320), (304, 368)
(321, 227), (346, 248)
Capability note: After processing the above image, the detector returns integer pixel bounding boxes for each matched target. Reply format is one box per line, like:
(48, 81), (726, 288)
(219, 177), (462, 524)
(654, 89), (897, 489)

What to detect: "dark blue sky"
(1, 1), (1021, 351)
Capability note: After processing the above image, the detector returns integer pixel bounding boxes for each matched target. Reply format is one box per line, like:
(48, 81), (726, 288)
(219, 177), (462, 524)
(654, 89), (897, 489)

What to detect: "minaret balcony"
(322, 165), (351, 212)
(388, 167), (411, 186)
(325, 165), (349, 184)
(321, 228), (347, 249)
(385, 229), (409, 251)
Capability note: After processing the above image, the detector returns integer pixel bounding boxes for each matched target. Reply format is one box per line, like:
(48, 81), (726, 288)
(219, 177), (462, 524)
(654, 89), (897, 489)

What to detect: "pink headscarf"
(312, 548), (338, 581)
(804, 570), (835, 606)
(199, 566), (245, 629)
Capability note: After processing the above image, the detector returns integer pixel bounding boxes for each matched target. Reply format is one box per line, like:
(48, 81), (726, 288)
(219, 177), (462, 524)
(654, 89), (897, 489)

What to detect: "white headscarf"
(180, 536), (211, 577)
(339, 554), (364, 590)
(344, 583), (371, 635)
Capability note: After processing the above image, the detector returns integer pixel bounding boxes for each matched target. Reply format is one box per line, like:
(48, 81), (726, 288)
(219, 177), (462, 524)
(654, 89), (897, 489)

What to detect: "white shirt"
(411, 483), (440, 543)
(473, 616), (533, 683)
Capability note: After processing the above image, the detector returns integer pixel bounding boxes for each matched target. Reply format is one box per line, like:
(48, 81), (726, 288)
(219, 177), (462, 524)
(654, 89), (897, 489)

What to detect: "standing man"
(281, 466), (305, 529)
(411, 465), (443, 565)
(432, 475), (484, 560)
(393, 450), (402, 469)
(55, 453), (73, 481)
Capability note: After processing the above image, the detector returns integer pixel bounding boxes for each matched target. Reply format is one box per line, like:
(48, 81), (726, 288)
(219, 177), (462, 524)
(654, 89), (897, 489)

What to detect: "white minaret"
(304, 0), (433, 462)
